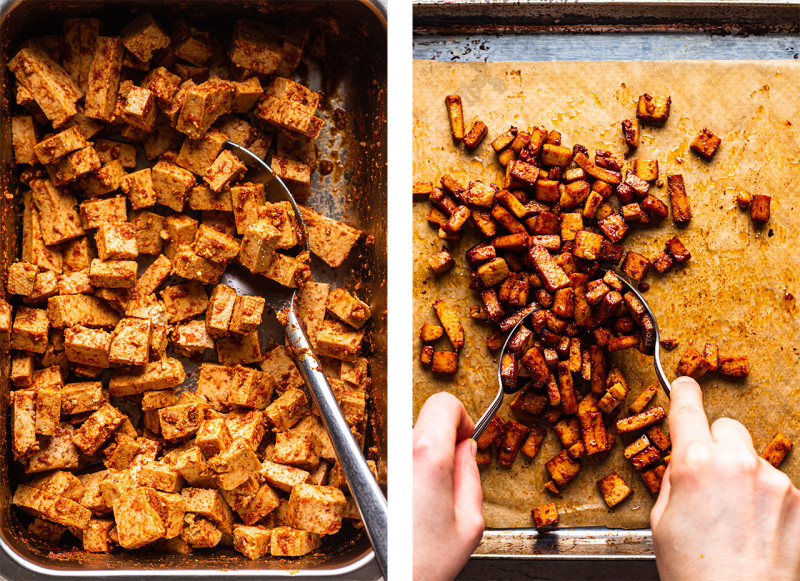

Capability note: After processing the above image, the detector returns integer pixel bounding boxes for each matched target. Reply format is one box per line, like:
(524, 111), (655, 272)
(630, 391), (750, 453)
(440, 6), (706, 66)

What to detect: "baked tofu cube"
(316, 320), (366, 362)
(532, 503), (558, 528)
(108, 317), (150, 366)
(428, 249), (455, 274)
(176, 132), (227, 176)
(616, 407), (667, 433)
(621, 251), (651, 282)
(114, 487), (166, 549)
(95, 222), (138, 261)
(192, 224), (240, 264)
(227, 365), (274, 410)
(545, 450), (581, 487)
(597, 472), (632, 508)
(228, 20), (283, 74)
(233, 524), (271, 559)
(286, 483), (345, 535)
(109, 357), (185, 396)
(751, 194), (771, 223)
(84, 36), (124, 122)
(690, 128), (721, 159)
(431, 350), (458, 374)
(238, 219), (280, 274)
(636, 94), (671, 122)
(298, 206), (362, 268)
(676, 347), (708, 379)
(273, 430), (322, 471)
(79, 195), (127, 230)
(207, 437), (262, 490)
(270, 526), (321, 557)
(176, 79), (234, 139)
(121, 13), (170, 62)
(120, 169), (157, 210)
(760, 432), (793, 468)
(30, 179), (85, 245)
(261, 345), (305, 393)
(160, 281), (209, 323)
(719, 355), (750, 377)
(667, 174), (692, 224)
(122, 86), (157, 131)
(137, 462), (184, 493)
(8, 44), (82, 127)
(11, 307), (49, 353)
(665, 235), (691, 263)
(265, 387), (308, 432)
(159, 402), (206, 441)
(8, 262), (39, 296)
(12, 390), (38, 459)
(89, 259), (137, 288)
(33, 126), (87, 165)
(226, 295), (265, 336)
(152, 160), (196, 212)
(216, 331), (262, 366)
(72, 402), (125, 455)
(12, 115), (37, 165)
(573, 230), (603, 261)
(204, 150), (246, 192)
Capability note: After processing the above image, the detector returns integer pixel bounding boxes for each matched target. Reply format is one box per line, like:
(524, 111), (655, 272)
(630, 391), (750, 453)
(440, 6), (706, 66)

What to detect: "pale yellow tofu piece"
(79, 195), (127, 229)
(180, 487), (236, 535)
(287, 483), (346, 535)
(172, 244), (226, 284)
(95, 222), (138, 260)
(26, 422), (81, 473)
(264, 252), (310, 288)
(173, 447), (217, 488)
(227, 365), (274, 410)
(172, 319), (215, 357)
(108, 317), (151, 366)
(137, 461), (184, 493)
(89, 259), (137, 288)
(196, 362), (236, 411)
(205, 284), (237, 337)
(225, 409), (267, 452)
(12, 114), (38, 165)
(269, 526), (320, 557)
(296, 281), (329, 347)
(120, 169), (157, 210)
(109, 357), (186, 396)
(233, 524), (271, 559)
(158, 402), (206, 441)
(12, 484), (91, 530)
(299, 206), (361, 268)
(28, 517), (67, 544)
(72, 402), (125, 455)
(12, 389), (38, 459)
(33, 126), (87, 165)
(152, 159), (196, 212)
(84, 36), (124, 122)
(160, 281), (209, 323)
(176, 131), (227, 176)
(30, 178), (85, 245)
(58, 271), (94, 295)
(48, 294), (120, 328)
(61, 381), (104, 415)
(220, 477), (260, 511)
(228, 295), (265, 336)
(195, 417), (233, 459)
(176, 79), (234, 139)
(122, 86), (157, 131)
(308, 460), (331, 486)
(230, 182), (267, 235)
(114, 487), (166, 549)
(131, 210), (165, 255)
(8, 261), (38, 296)
(238, 483), (281, 525)
(273, 430), (322, 471)
(193, 224), (240, 264)
(216, 331), (262, 366)
(121, 13), (170, 62)
(11, 307), (49, 353)
(182, 514), (221, 548)
(260, 344), (305, 393)
(207, 437), (262, 490)
(83, 518), (115, 552)
(238, 219), (280, 274)
(11, 352), (35, 387)
(265, 387), (308, 432)
(315, 320), (366, 362)
(34, 386), (61, 436)
(327, 288), (371, 330)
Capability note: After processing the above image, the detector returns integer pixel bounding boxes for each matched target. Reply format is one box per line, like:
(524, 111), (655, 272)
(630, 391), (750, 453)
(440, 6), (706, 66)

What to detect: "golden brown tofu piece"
(597, 472), (632, 508)
(532, 502), (558, 528)
(463, 119), (488, 150)
(719, 355), (750, 377)
(676, 347), (709, 379)
(545, 450), (581, 487)
(750, 194), (771, 223)
(616, 407), (667, 433)
(636, 94), (671, 122)
(760, 432), (793, 468)
(428, 249), (455, 274)
(529, 245), (570, 292)
(690, 128), (721, 159)
(667, 174), (692, 224)
(233, 524), (271, 559)
(431, 298), (464, 351)
(628, 384), (658, 415)
(621, 118), (639, 156)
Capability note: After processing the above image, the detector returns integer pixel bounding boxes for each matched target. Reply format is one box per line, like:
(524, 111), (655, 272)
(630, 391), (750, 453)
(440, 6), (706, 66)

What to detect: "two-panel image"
(0, 1), (798, 580)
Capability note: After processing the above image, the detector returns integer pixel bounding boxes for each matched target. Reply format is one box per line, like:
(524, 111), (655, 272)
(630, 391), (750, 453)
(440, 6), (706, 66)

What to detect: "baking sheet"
(413, 59), (800, 529)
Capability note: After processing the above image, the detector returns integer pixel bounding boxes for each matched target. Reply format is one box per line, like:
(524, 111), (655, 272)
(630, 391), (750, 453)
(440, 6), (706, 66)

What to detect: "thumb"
(668, 376), (711, 453)
(452, 438), (484, 546)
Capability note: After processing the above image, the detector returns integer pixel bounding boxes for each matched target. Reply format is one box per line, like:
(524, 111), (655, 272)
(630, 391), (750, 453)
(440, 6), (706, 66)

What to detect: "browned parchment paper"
(413, 60), (800, 529)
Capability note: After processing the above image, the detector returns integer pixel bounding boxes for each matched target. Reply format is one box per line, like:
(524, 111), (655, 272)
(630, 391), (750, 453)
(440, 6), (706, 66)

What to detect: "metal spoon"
(223, 141), (388, 577)
(471, 269), (670, 442)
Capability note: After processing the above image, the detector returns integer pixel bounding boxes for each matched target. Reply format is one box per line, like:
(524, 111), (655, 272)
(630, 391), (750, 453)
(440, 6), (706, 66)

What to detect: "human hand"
(651, 376), (800, 581)
(413, 392), (484, 581)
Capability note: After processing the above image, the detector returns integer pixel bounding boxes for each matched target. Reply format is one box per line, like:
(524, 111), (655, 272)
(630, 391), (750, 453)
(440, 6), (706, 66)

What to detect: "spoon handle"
(472, 387), (505, 441)
(284, 308), (388, 578)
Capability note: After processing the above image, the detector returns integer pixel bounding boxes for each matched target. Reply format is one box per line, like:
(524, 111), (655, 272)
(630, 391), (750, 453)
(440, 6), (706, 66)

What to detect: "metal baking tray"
(0, 0), (386, 578)
(413, 0), (800, 561)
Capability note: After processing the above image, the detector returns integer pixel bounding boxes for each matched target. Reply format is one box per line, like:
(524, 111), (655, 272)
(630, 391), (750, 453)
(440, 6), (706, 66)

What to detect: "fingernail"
(673, 376), (699, 389)
(469, 439), (478, 458)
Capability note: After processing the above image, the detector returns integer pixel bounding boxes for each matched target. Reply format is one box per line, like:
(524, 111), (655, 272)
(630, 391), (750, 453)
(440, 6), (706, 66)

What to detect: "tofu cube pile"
(6, 12), (375, 559)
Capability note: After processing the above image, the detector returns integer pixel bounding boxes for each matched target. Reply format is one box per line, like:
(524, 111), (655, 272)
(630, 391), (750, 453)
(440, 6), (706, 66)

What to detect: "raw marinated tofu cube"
(271, 156), (311, 185)
(137, 462), (184, 493)
(228, 21), (283, 74)
(84, 37), (124, 122)
(108, 317), (151, 366)
(239, 219), (280, 274)
(176, 79), (234, 139)
(79, 195), (127, 229)
(261, 344), (305, 393)
(260, 460), (310, 493)
(72, 402), (125, 455)
(196, 363), (235, 411)
(299, 206), (362, 268)
(172, 245), (226, 284)
(208, 437), (262, 490)
(263, 200), (300, 249)
(160, 281), (209, 323)
(264, 252), (311, 288)
(238, 483), (281, 525)
(94, 139), (137, 168)
(265, 387), (308, 432)
(109, 357), (185, 396)
(230, 182), (268, 235)
(11, 352), (35, 387)
(174, 448), (216, 488)
(193, 224), (240, 264)
(25, 270), (59, 303)
(229, 295), (265, 335)
(12, 115), (37, 165)
(163, 214), (198, 259)
(11, 307), (49, 353)
(95, 222), (138, 260)
(231, 77), (263, 113)
(216, 331), (262, 366)
(47, 294), (120, 328)
(152, 159), (196, 212)
(227, 365), (274, 410)
(316, 320), (366, 362)
(79, 160), (127, 197)
(122, 86), (157, 131)
(180, 487), (235, 535)
(195, 417), (233, 458)
(225, 409), (266, 451)
(204, 150), (246, 192)
(26, 422), (81, 473)
(205, 284), (237, 337)
(120, 169), (157, 210)
(28, 518), (66, 544)
(12, 389), (38, 459)
(172, 319), (215, 357)
(114, 487), (165, 549)
(62, 237), (94, 274)
(103, 433), (141, 470)
(61, 381), (104, 415)
(12, 484), (91, 530)
(33, 126), (87, 165)
(8, 261), (39, 296)
(150, 490), (186, 539)
(188, 184), (233, 212)
(176, 132), (227, 176)
(172, 20), (214, 66)
(182, 514), (221, 548)
(130, 210), (165, 255)
(255, 77), (320, 135)
(83, 518), (115, 552)
(58, 271), (94, 295)
(63, 18), (100, 92)
(89, 259), (137, 288)
(287, 484), (346, 535)
(270, 526), (321, 557)
(34, 386), (61, 436)
(30, 178), (85, 245)
(22, 193), (64, 273)
(121, 13), (170, 62)
(158, 402), (206, 441)
(233, 524), (271, 559)
(273, 430), (321, 471)
(326, 288), (371, 330)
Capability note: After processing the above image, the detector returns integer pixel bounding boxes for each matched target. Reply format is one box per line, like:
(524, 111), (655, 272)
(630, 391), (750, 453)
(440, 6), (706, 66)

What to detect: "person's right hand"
(651, 376), (800, 581)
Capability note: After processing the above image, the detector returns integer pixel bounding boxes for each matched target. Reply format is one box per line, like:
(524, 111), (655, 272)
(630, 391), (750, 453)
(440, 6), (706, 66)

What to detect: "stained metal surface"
(0, 0), (386, 578)
(413, 0), (800, 561)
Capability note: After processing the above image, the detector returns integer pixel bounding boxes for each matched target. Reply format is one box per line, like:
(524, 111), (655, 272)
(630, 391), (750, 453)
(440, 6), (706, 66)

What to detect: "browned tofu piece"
(719, 355), (750, 377)
(532, 502), (558, 528)
(114, 487), (166, 549)
(621, 251), (651, 282)
(760, 432), (793, 468)
(30, 178), (85, 245)
(176, 79), (234, 139)
(12, 484), (91, 530)
(11, 307), (49, 353)
(8, 44), (82, 127)
(676, 347), (709, 379)
(616, 407), (667, 433)
(751, 194), (771, 223)
(298, 206), (362, 268)
(689, 127), (722, 159)
(33, 126), (87, 165)
(233, 524), (271, 559)
(444, 94), (465, 140)
(160, 281), (209, 323)
(89, 259), (137, 288)
(60, 381), (103, 415)
(216, 331), (262, 366)
(636, 94), (671, 122)
(228, 20), (283, 74)
(84, 36), (124, 122)
(315, 320), (366, 362)
(109, 357), (186, 396)
(667, 174), (692, 224)
(152, 159), (196, 212)
(238, 219), (281, 274)
(529, 245), (570, 292)
(432, 298), (464, 351)
(597, 472), (632, 508)
(270, 526), (321, 557)
(545, 450), (581, 487)
(628, 385), (658, 415)
(12, 115), (37, 165)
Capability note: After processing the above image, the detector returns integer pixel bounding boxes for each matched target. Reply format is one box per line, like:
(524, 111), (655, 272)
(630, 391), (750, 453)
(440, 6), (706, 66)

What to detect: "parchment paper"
(413, 60), (800, 529)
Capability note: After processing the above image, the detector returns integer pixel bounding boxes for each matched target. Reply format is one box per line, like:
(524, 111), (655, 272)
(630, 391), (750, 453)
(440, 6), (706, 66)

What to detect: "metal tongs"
(222, 142), (388, 577)
(472, 269), (670, 441)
